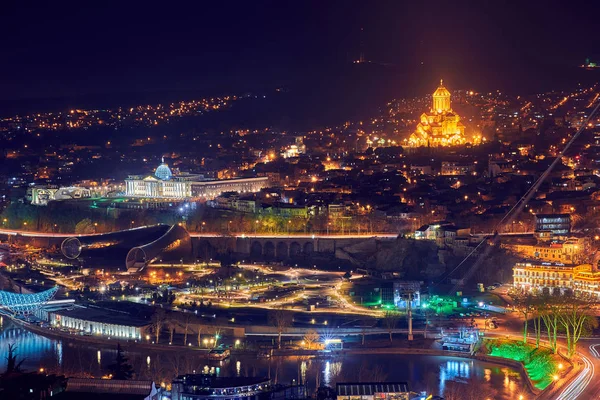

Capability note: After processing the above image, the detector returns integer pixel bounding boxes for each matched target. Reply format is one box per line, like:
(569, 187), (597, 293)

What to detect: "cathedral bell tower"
(432, 79), (451, 114)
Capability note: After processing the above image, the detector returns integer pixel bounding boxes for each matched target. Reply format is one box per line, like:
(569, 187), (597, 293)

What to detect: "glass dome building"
(155, 157), (172, 180)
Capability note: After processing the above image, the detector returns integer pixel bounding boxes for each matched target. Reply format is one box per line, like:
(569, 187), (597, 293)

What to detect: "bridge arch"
(303, 242), (314, 254)
(289, 242), (301, 258)
(264, 241), (275, 260)
(276, 242), (288, 260)
(250, 241), (263, 258)
(197, 240), (216, 261)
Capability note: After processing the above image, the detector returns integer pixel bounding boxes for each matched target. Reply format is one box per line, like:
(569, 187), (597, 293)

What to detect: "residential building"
(535, 213), (571, 235)
(503, 236), (588, 264)
(414, 222), (470, 242)
(441, 161), (476, 176)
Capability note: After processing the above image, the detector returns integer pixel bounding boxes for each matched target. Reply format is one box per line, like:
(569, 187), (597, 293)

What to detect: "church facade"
(407, 80), (467, 148)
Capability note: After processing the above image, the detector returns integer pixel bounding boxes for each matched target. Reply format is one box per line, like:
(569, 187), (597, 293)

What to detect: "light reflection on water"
(0, 321), (524, 399)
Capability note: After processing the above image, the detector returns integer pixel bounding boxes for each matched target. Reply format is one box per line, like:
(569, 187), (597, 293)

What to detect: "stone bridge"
(0, 227), (398, 264)
(193, 234), (397, 262)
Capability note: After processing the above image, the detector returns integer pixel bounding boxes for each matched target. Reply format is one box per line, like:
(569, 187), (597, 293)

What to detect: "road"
(0, 227), (398, 240)
(563, 340), (600, 400)
(485, 290), (600, 399)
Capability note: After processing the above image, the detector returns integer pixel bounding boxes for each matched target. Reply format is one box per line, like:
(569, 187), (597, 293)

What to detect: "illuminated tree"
(151, 308), (166, 343)
(268, 307), (293, 349)
(538, 297), (562, 354)
(180, 313), (194, 346)
(196, 324), (205, 347)
(382, 310), (400, 344)
(303, 329), (319, 350)
(513, 292), (535, 343)
(557, 298), (598, 358)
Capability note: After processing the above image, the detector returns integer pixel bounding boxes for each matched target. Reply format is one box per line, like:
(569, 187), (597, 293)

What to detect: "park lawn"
(482, 338), (560, 390)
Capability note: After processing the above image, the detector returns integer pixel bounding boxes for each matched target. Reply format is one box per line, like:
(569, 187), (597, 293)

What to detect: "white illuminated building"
(125, 158), (269, 200)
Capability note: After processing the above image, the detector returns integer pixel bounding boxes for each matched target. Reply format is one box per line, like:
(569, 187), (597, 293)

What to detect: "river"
(0, 318), (525, 398)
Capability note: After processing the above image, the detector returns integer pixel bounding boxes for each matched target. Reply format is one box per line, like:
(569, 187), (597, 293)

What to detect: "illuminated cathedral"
(407, 80), (468, 148)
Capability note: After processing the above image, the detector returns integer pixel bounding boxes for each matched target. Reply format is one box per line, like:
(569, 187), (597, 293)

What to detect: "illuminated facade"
(503, 236), (588, 264)
(125, 160), (269, 200)
(513, 261), (600, 298)
(407, 80), (472, 148)
(49, 307), (149, 339)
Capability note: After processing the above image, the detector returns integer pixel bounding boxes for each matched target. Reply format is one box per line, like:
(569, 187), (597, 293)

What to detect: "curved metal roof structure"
(0, 286), (59, 315)
(126, 224), (192, 271)
(60, 224), (171, 260)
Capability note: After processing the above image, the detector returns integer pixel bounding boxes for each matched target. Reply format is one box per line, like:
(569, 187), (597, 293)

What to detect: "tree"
(75, 218), (95, 234)
(513, 292), (535, 343)
(151, 308), (166, 343)
(107, 344), (134, 380)
(269, 307), (293, 349)
(303, 329), (319, 350)
(181, 313), (194, 346)
(539, 296), (562, 354)
(360, 325), (368, 346)
(383, 310), (400, 344)
(557, 298), (598, 358)
(196, 324), (205, 347)
(3, 344), (25, 375)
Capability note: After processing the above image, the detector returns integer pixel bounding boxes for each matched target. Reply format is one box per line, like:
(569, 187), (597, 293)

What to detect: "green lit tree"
(538, 296), (562, 354)
(557, 298), (598, 358)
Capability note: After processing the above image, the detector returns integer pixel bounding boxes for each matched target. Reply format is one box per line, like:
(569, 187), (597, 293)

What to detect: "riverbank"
(9, 314), (542, 397)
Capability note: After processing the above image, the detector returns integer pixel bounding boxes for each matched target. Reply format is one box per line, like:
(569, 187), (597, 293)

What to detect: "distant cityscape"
(3, 3), (600, 399)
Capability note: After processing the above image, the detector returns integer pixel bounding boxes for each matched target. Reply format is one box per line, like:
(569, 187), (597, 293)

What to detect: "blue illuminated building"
(0, 287), (59, 315)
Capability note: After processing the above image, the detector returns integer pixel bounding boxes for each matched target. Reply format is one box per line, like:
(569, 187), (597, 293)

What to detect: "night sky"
(2, 1), (599, 105)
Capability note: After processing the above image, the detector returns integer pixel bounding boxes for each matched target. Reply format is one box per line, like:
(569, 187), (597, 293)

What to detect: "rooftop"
(176, 375), (270, 389)
(53, 306), (150, 327)
(336, 382), (410, 396)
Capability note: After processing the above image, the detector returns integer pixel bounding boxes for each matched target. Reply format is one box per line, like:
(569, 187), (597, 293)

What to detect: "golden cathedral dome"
(432, 79), (451, 98)
(406, 79), (474, 148)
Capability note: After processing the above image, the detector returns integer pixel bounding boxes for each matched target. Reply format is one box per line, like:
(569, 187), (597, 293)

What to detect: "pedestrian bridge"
(0, 286), (59, 315)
